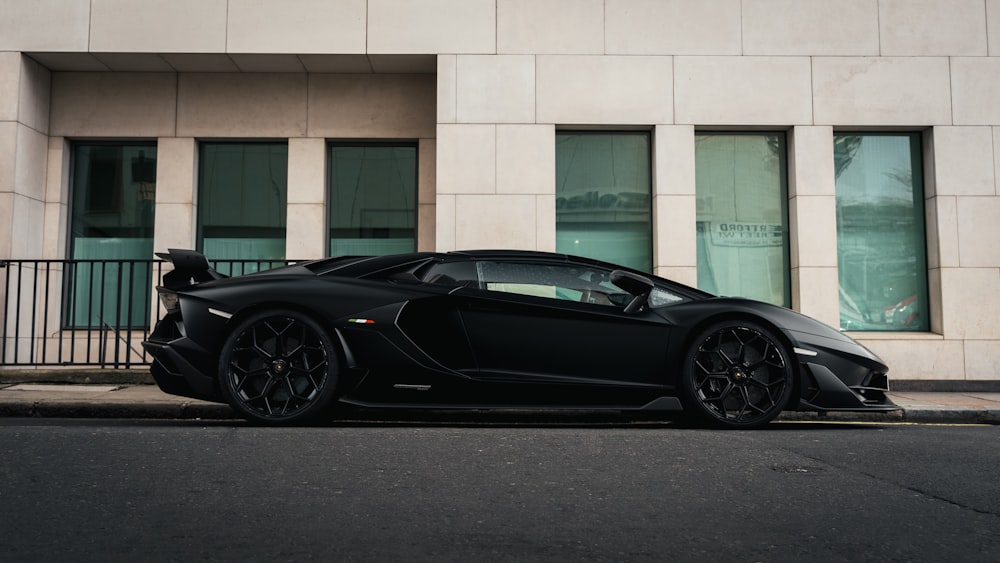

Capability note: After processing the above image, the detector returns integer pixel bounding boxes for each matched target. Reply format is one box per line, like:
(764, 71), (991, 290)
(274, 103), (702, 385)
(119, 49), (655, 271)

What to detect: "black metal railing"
(0, 258), (293, 368)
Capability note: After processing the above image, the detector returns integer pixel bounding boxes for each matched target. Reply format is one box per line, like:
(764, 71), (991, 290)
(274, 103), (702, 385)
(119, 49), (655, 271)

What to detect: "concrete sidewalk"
(0, 381), (998, 424)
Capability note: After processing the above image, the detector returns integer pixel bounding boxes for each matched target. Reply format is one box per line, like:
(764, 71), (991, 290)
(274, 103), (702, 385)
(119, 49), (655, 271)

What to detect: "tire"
(681, 320), (794, 429)
(218, 309), (339, 425)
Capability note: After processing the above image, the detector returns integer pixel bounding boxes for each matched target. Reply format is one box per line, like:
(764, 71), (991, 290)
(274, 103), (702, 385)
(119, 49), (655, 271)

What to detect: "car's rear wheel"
(218, 310), (339, 425)
(681, 320), (794, 429)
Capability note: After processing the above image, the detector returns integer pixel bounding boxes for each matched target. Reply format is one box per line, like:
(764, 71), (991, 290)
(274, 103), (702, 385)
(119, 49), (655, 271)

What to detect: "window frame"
(326, 140), (419, 258)
(694, 130), (791, 307)
(195, 140), (289, 261)
(555, 130), (654, 273)
(65, 140), (158, 330)
(833, 131), (930, 332)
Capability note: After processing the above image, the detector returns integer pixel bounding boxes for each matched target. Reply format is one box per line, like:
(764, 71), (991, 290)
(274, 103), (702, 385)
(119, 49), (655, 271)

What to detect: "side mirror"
(610, 270), (654, 313)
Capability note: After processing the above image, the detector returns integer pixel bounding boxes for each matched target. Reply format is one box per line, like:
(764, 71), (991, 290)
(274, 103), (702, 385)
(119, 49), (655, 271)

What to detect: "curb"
(0, 399), (236, 420)
(0, 397), (995, 425)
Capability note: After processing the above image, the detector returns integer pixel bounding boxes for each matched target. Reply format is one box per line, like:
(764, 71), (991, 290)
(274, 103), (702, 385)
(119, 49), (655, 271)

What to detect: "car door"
(448, 259), (671, 388)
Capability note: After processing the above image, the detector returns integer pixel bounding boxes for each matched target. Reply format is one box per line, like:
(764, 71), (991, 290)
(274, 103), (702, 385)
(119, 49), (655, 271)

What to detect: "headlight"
(157, 288), (180, 314)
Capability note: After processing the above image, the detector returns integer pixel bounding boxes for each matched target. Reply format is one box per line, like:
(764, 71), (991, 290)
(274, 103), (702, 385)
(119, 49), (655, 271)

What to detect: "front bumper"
(796, 361), (898, 412)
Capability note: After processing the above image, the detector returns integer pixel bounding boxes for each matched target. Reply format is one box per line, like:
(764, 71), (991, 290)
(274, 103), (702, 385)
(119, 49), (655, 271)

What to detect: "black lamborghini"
(143, 249), (897, 428)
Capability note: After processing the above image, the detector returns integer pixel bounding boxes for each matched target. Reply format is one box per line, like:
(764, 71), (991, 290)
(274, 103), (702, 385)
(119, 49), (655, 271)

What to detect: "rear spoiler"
(156, 248), (227, 289)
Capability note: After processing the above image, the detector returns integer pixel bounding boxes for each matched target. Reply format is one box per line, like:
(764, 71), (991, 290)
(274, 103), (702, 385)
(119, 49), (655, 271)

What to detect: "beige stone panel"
(0, 121), (14, 191)
(743, 0), (878, 56)
(18, 56), (51, 134)
(417, 203), (436, 252)
(418, 139), (436, 205)
(605, 0), (741, 55)
(957, 197), (1000, 267)
(455, 195), (537, 250)
(535, 195), (555, 252)
(90, 0), (227, 53)
(0, 53), (19, 122)
(932, 127), (995, 196)
(436, 124), (495, 195)
(789, 126), (835, 198)
(456, 56), (535, 124)
(308, 74), (435, 139)
(964, 340), (1000, 380)
(368, 0), (496, 55)
(498, 0), (603, 55)
(675, 57), (812, 125)
(50, 73), (177, 137)
(656, 266), (697, 287)
(42, 202), (68, 259)
(435, 194), (456, 251)
(227, 0), (365, 54)
(0, 0), (90, 51)
(287, 138), (326, 205)
(14, 124), (48, 202)
(990, 0), (1000, 55)
(177, 74), (307, 138)
(995, 127), (1000, 193)
(791, 266), (840, 328)
(939, 268), (1000, 339)
(653, 195), (696, 269)
(654, 125), (695, 197)
(927, 196), (960, 270)
(152, 203), (197, 254)
(437, 56), (457, 124)
(44, 136), (69, 204)
(789, 195), (837, 269)
(536, 56), (673, 125)
(813, 57), (952, 125)
(928, 267), (944, 335)
(285, 203), (326, 260)
(0, 192), (11, 257)
(496, 125), (554, 195)
(952, 57), (1000, 125)
(154, 138), (197, 206)
(858, 338), (964, 380)
(879, 0), (987, 56)
(10, 193), (44, 258)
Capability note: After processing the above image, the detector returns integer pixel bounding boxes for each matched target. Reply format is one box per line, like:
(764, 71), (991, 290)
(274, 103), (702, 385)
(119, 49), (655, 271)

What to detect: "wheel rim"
(225, 316), (329, 420)
(690, 326), (790, 425)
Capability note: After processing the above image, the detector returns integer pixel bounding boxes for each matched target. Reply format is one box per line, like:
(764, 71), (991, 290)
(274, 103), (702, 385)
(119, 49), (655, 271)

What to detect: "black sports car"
(143, 249), (897, 428)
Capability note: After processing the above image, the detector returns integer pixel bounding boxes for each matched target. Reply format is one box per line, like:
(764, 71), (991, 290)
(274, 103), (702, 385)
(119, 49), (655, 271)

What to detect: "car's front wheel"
(681, 320), (794, 429)
(218, 310), (339, 425)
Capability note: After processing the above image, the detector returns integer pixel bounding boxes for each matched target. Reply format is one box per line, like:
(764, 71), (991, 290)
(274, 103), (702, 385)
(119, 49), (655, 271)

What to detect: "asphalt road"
(1, 417), (998, 562)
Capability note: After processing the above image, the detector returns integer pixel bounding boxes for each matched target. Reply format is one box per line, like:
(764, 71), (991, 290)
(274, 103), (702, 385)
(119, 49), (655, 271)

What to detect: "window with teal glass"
(67, 143), (157, 328)
(835, 133), (928, 331)
(328, 144), (417, 257)
(197, 143), (287, 273)
(555, 132), (652, 272)
(695, 133), (790, 306)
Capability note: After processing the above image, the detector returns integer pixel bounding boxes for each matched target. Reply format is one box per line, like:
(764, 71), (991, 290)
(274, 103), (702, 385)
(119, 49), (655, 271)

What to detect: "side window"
(419, 260), (479, 287)
(474, 261), (630, 306)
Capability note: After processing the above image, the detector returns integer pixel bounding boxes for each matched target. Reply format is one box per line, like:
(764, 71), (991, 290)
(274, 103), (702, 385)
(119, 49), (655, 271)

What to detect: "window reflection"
(556, 132), (652, 272)
(695, 133), (790, 306)
(197, 143), (288, 273)
(329, 144), (417, 257)
(835, 134), (928, 331)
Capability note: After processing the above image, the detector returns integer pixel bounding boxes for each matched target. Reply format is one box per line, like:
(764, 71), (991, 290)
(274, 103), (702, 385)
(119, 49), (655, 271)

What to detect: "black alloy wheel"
(219, 310), (339, 424)
(682, 320), (794, 429)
